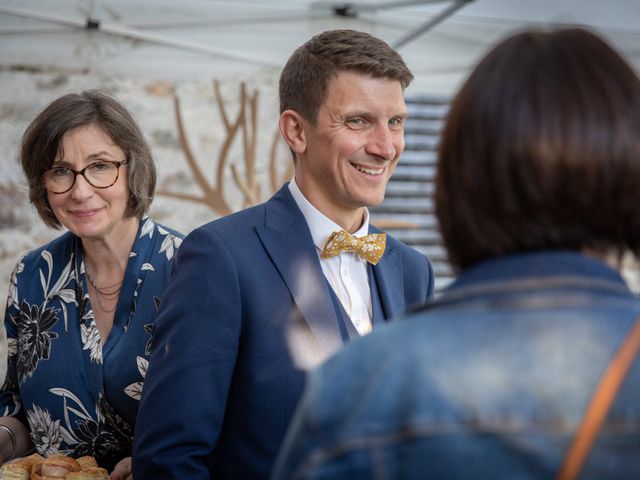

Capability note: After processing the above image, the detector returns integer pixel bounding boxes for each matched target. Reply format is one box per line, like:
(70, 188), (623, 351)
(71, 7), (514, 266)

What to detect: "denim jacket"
(272, 251), (640, 479)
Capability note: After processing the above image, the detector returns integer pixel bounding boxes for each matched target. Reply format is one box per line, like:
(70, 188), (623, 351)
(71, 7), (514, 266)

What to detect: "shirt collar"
(288, 178), (370, 251)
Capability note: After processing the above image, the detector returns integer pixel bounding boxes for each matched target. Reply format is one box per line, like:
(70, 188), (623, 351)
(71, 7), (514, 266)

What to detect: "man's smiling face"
(294, 70), (407, 230)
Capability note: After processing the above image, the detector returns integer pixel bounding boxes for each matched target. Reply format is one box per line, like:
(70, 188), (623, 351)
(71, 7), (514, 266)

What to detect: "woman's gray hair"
(20, 90), (156, 229)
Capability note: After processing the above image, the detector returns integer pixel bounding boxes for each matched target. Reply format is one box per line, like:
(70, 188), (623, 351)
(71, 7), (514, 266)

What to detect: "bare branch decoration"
(156, 79), (292, 217)
(156, 91), (232, 215)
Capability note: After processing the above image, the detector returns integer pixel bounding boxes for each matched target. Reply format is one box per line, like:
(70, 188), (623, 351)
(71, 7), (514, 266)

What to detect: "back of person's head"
(21, 90), (156, 229)
(436, 27), (640, 271)
(279, 29), (413, 123)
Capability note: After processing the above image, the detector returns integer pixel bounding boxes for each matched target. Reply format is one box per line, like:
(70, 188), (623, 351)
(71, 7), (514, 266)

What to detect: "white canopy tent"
(0, 0), (639, 95)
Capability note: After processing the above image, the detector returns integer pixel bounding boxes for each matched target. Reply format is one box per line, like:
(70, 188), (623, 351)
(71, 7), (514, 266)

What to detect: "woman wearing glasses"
(0, 90), (183, 478)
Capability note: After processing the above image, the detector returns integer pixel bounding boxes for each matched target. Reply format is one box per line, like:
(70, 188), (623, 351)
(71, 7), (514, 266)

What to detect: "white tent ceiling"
(0, 0), (639, 95)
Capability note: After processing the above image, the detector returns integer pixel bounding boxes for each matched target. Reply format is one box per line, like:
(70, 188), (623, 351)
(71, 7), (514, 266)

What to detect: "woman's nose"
(68, 173), (94, 199)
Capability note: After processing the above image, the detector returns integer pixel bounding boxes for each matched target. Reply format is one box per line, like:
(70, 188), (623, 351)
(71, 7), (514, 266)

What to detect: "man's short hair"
(279, 29), (413, 124)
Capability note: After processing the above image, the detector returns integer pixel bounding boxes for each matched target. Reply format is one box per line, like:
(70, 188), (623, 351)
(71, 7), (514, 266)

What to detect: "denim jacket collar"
(441, 250), (632, 304)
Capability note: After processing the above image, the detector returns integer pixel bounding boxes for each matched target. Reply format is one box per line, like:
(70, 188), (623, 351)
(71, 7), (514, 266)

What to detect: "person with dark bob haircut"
(273, 27), (640, 479)
(0, 91), (183, 479)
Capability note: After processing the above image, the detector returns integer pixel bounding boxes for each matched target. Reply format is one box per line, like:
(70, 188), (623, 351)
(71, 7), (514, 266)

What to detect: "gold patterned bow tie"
(321, 230), (386, 265)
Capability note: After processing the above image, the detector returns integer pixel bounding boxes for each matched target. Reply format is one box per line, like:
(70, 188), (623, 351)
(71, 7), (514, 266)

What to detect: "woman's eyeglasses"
(43, 160), (128, 194)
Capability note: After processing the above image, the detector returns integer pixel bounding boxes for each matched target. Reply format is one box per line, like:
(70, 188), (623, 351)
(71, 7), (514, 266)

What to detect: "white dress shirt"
(289, 179), (373, 336)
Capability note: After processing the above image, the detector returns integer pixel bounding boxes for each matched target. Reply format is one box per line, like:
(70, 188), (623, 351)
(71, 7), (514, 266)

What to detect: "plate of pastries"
(0, 453), (109, 479)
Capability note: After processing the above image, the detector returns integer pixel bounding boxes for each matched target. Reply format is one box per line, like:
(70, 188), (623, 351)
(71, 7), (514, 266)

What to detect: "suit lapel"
(256, 185), (343, 357)
(370, 225), (405, 320)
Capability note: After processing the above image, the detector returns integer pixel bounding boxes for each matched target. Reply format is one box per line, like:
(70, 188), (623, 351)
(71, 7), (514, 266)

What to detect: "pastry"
(0, 463), (29, 479)
(66, 468), (109, 480)
(3, 454), (105, 480)
(30, 456), (81, 479)
(13, 454), (44, 474)
(71, 459), (96, 472)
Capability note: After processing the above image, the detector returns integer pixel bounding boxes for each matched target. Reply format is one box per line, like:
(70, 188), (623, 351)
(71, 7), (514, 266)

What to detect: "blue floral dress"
(0, 217), (182, 469)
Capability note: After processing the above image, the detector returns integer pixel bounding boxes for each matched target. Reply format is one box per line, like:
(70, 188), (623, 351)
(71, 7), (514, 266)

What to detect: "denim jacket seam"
(294, 418), (640, 476)
(426, 275), (634, 313)
(441, 275), (628, 300)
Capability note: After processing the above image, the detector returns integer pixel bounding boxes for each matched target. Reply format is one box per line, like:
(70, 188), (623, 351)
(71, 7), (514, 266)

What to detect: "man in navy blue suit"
(133, 29), (434, 479)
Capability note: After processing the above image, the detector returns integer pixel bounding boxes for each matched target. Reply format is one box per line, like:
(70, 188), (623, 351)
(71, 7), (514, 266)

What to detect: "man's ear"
(279, 110), (307, 154)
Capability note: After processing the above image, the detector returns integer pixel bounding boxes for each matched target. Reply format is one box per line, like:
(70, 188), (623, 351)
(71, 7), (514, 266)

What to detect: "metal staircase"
(370, 95), (454, 291)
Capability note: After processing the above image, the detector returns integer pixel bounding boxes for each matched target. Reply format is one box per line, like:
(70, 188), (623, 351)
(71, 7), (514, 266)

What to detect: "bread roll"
(3, 454), (104, 479)
(0, 463), (29, 479)
(15, 454), (45, 474)
(66, 468), (109, 480)
(30, 456), (81, 479)
(72, 458), (97, 472)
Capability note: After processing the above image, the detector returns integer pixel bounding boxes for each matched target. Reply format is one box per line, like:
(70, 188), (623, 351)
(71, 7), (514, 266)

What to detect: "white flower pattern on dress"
(7, 253), (25, 309)
(124, 356), (148, 400)
(158, 226), (182, 261)
(27, 404), (63, 456)
(47, 388), (131, 462)
(81, 322), (103, 364)
(140, 216), (155, 239)
(6, 338), (17, 357)
(40, 251), (77, 332)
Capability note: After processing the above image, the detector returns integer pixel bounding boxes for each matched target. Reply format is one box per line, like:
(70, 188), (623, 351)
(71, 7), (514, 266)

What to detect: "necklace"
(86, 270), (122, 297)
(86, 270), (123, 313)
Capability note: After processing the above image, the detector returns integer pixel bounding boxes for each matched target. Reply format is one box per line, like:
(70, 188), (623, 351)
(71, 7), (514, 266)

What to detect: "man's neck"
(288, 178), (367, 234)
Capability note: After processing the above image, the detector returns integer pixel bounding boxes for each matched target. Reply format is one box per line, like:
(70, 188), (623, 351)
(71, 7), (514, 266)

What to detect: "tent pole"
(392, 0), (474, 49)
(0, 5), (279, 67)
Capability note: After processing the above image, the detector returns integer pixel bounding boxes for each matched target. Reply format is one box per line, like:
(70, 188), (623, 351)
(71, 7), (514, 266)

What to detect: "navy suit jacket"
(133, 184), (434, 479)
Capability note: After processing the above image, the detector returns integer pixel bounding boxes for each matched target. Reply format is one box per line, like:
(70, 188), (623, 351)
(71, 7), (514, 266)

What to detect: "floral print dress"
(0, 217), (182, 470)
